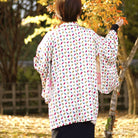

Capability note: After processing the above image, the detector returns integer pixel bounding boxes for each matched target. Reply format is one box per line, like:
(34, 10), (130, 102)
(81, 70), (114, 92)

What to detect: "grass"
(0, 112), (137, 138)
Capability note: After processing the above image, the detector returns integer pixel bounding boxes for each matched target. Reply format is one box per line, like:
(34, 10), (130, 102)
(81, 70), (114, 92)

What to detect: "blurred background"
(0, 0), (137, 116)
(0, 0), (138, 137)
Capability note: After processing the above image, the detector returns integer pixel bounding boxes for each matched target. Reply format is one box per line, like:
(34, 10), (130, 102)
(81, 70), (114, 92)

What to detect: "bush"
(17, 66), (40, 84)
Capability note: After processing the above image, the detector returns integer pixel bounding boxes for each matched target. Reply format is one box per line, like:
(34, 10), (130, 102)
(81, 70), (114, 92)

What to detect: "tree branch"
(105, 38), (138, 138)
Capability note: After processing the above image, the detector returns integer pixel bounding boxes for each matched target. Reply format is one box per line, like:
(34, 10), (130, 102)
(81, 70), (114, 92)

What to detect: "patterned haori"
(34, 22), (119, 129)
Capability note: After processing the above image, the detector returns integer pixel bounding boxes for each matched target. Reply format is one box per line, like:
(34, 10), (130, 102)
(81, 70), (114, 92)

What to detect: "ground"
(0, 112), (137, 138)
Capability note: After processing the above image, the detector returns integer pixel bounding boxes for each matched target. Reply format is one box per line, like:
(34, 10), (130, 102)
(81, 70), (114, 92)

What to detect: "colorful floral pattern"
(34, 22), (119, 129)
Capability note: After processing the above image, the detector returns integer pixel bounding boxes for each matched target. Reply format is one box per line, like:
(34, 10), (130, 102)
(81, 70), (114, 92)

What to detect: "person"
(34, 0), (124, 137)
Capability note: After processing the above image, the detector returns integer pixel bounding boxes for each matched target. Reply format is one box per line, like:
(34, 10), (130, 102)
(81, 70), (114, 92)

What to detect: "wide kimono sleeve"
(94, 30), (119, 94)
(33, 32), (53, 103)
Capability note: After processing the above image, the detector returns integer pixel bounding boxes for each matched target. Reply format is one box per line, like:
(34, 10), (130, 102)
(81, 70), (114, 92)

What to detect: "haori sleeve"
(93, 30), (119, 94)
(33, 31), (53, 103)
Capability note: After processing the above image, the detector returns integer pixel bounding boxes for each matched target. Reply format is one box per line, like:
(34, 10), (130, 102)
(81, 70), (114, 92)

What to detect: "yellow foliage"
(0, 0), (7, 2)
(23, 14), (61, 44)
(22, 14), (61, 26)
(22, 15), (48, 25)
(25, 27), (47, 44)
(37, 0), (48, 6)
(23, 0), (127, 44)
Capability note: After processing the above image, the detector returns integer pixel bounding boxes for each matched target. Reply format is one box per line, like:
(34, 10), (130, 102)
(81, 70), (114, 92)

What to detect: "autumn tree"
(104, 0), (138, 137)
(23, 0), (127, 43)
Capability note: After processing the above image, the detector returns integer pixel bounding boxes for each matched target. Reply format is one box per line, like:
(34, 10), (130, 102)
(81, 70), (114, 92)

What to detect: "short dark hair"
(55, 0), (82, 22)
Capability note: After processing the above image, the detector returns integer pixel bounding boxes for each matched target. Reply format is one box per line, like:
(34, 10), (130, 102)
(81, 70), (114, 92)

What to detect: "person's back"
(34, 0), (124, 137)
(48, 22), (99, 129)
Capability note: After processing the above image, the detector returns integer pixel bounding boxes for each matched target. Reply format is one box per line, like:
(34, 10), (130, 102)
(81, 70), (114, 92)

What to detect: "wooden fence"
(0, 82), (129, 115)
(0, 83), (48, 115)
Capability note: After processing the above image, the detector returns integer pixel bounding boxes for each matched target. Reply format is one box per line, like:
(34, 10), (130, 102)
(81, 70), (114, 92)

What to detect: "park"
(0, 0), (138, 138)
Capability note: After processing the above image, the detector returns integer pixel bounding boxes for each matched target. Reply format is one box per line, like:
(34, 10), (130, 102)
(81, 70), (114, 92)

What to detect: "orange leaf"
(120, 17), (128, 25)
(117, 92), (120, 96)
(117, 10), (122, 13)
(119, 65), (123, 70)
(117, 1), (122, 6)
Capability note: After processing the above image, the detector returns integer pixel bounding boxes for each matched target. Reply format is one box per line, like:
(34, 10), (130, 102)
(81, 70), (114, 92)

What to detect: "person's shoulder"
(42, 29), (56, 41)
(78, 25), (96, 36)
(46, 29), (55, 37)
(77, 24), (93, 31)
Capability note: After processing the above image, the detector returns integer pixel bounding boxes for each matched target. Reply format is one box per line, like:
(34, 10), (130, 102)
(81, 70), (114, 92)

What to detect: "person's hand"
(116, 18), (124, 27)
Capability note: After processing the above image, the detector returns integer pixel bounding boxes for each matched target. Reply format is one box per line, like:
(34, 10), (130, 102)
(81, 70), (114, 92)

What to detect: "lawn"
(0, 112), (137, 138)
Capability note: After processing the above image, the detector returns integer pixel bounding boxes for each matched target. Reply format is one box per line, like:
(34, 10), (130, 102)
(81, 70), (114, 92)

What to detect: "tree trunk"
(125, 69), (137, 115)
(105, 37), (138, 138)
(119, 32), (137, 115)
(125, 69), (133, 114)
